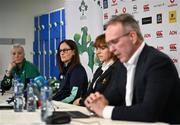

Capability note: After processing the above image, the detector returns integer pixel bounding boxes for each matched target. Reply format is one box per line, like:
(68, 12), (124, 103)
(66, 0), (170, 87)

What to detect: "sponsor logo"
(169, 43), (177, 51)
(142, 17), (152, 25)
(104, 13), (108, 20)
(133, 5), (137, 11)
(79, 0), (88, 20)
(169, 10), (176, 23)
(156, 46), (164, 51)
(143, 4), (150, 12)
(156, 31), (163, 38)
(168, 0), (177, 7)
(95, 0), (102, 8)
(157, 13), (162, 24)
(103, 0), (108, 9)
(144, 33), (151, 38)
(170, 0), (175, 3)
(153, 2), (165, 8)
(122, 7), (126, 13)
(112, 0), (116, 2)
(111, 0), (118, 6)
(172, 58), (178, 63)
(115, 8), (119, 14)
(132, 5), (138, 14)
(169, 30), (177, 36)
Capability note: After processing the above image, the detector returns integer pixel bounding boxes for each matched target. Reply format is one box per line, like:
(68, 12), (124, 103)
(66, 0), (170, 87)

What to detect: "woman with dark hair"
(73, 34), (119, 106)
(52, 39), (88, 104)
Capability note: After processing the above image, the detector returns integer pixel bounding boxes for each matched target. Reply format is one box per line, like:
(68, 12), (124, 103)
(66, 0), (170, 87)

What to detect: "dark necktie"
(92, 69), (103, 89)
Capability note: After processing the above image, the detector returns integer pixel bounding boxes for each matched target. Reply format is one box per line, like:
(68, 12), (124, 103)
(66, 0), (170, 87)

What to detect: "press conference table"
(0, 93), (169, 125)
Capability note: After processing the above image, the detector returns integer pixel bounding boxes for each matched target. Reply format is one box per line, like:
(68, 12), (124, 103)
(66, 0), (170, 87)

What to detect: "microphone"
(34, 75), (45, 91)
(33, 76), (45, 101)
(48, 78), (61, 97)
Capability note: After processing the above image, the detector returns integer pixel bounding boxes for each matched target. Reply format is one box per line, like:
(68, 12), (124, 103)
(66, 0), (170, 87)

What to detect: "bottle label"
(14, 96), (24, 112)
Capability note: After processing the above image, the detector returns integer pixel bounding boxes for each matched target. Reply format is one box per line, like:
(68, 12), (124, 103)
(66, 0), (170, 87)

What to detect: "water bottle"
(11, 74), (19, 93)
(14, 77), (24, 112)
(26, 79), (36, 112)
(41, 80), (52, 121)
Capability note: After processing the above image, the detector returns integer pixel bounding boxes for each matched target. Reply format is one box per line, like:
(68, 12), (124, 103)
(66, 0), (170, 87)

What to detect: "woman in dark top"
(73, 34), (118, 106)
(52, 39), (88, 104)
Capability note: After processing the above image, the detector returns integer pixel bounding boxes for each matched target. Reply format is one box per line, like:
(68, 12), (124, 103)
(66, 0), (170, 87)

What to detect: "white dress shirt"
(102, 42), (145, 119)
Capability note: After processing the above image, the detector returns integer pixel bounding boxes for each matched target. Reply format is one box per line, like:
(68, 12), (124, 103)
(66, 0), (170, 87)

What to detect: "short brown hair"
(94, 34), (117, 61)
(93, 34), (107, 48)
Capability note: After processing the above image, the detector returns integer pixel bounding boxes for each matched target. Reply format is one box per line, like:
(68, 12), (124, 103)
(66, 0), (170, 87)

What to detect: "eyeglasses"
(59, 48), (72, 53)
(107, 32), (130, 47)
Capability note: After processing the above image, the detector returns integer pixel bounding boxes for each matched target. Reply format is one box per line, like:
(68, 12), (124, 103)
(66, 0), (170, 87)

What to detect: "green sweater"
(1, 59), (40, 91)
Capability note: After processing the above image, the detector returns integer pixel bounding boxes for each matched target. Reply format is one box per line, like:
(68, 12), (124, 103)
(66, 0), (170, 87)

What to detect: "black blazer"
(79, 60), (121, 106)
(109, 45), (180, 124)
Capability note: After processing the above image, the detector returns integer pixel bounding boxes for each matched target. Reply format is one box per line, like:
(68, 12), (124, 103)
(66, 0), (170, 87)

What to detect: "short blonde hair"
(11, 44), (25, 55)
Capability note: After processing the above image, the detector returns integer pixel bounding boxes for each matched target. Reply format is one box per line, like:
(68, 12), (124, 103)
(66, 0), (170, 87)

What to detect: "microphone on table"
(33, 75), (45, 99)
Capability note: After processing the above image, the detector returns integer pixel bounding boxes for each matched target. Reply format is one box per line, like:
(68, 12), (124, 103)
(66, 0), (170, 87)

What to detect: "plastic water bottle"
(41, 80), (52, 121)
(26, 79), (36, 112)
(13, 77), (24, 112)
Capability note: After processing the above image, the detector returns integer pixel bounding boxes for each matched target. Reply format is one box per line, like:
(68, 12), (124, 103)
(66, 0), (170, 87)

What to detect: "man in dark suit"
(84, 13), (180, 124)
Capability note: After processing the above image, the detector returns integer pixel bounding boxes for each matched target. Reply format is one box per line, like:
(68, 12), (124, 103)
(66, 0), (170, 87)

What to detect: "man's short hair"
(12, 44), (25, 54)
(105, 13), (144, 41)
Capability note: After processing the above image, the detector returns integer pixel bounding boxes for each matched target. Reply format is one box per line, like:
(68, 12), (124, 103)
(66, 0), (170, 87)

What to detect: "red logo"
(169, 30), (177, 36)
(156, 31), (163, 38)
(122, 7), (126, 13)
(168, 0), (177, 7)
(112, 0), (117, 3)
(111, 0), (118, 6)
(115, 8), (118, 14)
(169, 43), (177, 51)
(157, 46), (164, 51)
(104, 13), (108, 20)
(143, 4), (150, 12)
(144, 33), (151, 38)
(170, 0), (175, 3)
